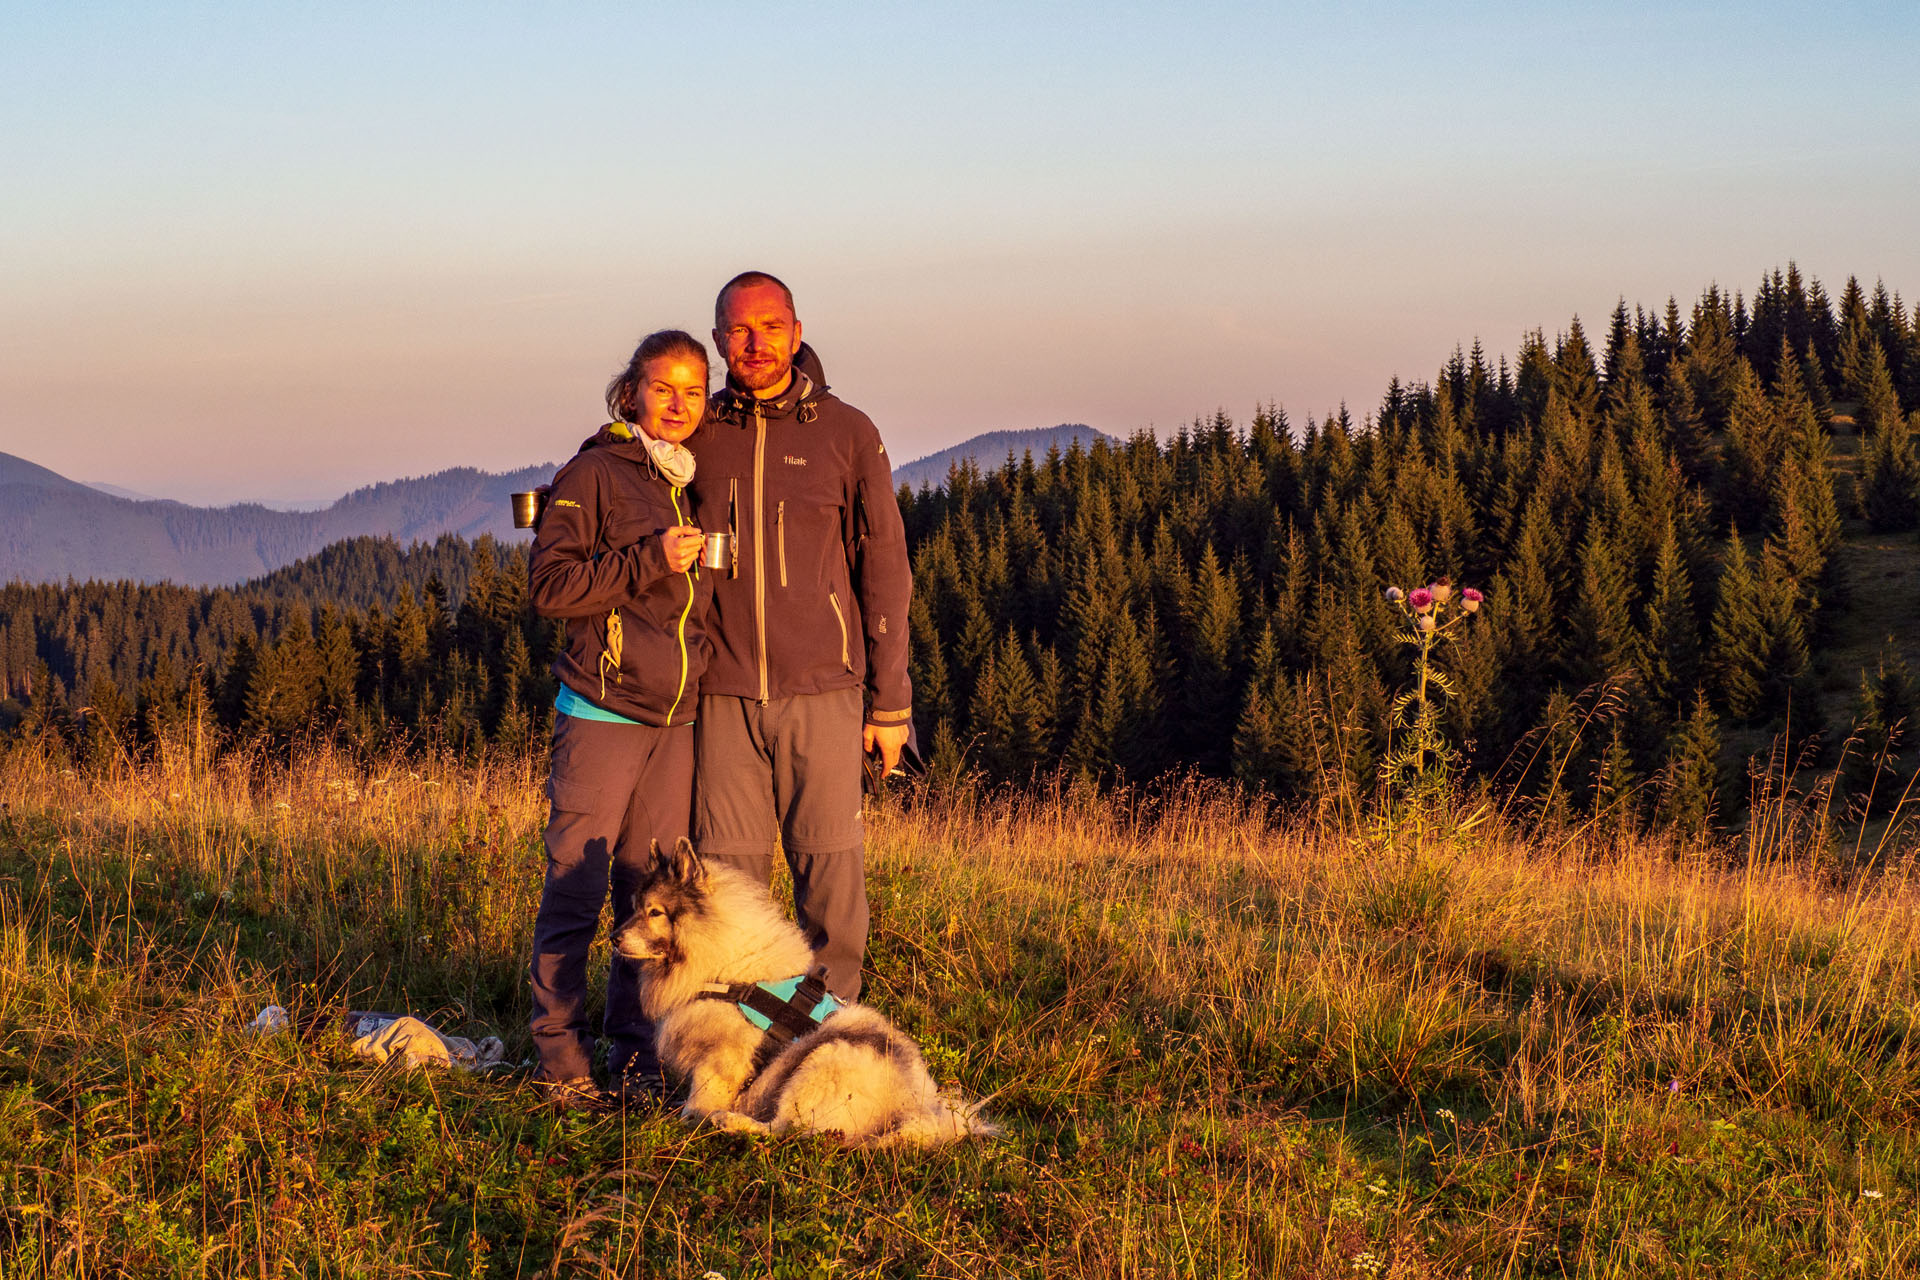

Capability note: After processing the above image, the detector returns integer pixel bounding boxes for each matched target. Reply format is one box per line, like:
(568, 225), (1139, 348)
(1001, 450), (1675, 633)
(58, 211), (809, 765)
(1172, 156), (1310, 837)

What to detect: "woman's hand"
(661, 526), (705, 574)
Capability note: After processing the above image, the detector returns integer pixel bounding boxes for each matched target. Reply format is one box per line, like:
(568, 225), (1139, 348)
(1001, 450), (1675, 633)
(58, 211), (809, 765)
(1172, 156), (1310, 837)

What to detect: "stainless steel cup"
(700, 531), (733, 571)
(510, 490), (545, 529)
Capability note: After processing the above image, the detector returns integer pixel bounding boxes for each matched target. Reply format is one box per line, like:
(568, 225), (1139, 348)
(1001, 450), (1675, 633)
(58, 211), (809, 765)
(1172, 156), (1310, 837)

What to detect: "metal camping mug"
(700, 531), (733, 571)
(510, 490), (545, 529)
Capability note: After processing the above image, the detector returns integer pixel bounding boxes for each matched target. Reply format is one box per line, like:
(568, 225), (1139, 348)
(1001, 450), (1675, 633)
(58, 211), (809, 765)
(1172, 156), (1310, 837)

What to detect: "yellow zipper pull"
(599, 608), (624, 699)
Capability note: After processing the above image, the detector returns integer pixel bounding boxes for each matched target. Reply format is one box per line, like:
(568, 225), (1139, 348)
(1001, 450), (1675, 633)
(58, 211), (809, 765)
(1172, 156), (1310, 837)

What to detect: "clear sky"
(3, 1), (1917, 504)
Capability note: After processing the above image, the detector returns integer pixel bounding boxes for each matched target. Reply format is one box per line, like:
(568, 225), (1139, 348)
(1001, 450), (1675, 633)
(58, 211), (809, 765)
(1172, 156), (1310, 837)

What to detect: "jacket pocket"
(828, 591), (852, 672)
(777, 500), (788, 588)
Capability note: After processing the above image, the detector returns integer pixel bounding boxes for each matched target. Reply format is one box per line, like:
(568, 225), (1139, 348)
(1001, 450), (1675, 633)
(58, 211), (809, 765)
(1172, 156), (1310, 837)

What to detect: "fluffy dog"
(612, 838), (995, 1147)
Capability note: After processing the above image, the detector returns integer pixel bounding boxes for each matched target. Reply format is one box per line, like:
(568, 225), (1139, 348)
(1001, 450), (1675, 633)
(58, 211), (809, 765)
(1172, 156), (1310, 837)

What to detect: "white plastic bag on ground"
(250, 1005), (506, 1073)
(346, 1012), (506, 1072)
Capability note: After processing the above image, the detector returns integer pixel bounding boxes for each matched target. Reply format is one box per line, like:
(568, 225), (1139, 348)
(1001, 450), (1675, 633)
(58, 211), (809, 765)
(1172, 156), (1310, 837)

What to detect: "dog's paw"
(706, 1108), (772, 1135)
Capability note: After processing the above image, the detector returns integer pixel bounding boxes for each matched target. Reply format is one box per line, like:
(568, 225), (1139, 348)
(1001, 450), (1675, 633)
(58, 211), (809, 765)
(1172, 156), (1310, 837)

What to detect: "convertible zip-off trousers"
(529, 713), (693, 1084)
(693, 688), (869, 1000)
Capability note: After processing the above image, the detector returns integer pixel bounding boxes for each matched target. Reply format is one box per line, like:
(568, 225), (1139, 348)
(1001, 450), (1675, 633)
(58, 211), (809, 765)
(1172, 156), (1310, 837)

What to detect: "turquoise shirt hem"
(555, 684), (643, 725)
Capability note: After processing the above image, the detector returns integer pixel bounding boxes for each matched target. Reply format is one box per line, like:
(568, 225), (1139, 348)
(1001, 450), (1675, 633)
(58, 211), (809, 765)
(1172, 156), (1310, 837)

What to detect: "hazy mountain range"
(1, 452), (557, 588)
(887, 423), (1114, 492)
(1, 424), (1114, 587)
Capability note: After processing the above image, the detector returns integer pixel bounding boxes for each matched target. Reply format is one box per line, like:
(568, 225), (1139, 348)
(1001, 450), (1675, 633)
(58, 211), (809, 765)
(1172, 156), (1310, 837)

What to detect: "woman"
(526, 328), (713, 1107)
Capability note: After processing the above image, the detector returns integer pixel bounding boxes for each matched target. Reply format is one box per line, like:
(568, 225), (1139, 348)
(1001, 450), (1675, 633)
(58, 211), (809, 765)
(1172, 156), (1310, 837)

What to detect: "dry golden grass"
(1, 738), (1917, 1276)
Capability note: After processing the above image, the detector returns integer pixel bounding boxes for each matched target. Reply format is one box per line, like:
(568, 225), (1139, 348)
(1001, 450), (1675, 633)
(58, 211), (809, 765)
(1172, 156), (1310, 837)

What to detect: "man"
(687, 271), (912, 1000)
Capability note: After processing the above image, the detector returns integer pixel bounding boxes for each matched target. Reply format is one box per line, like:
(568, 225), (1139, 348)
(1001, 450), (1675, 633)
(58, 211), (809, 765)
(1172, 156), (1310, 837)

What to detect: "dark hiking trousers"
(693, 688), (869, 1000)
(529, 712), (693, 1084)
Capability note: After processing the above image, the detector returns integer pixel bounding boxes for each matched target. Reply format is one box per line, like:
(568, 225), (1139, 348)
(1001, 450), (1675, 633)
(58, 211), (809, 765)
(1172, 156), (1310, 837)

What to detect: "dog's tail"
(874, 1092), (1000, 1149)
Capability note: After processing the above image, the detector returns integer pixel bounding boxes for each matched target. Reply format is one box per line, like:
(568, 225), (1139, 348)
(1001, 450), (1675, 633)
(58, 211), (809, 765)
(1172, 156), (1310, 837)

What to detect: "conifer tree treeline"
(893, 266), (1918, 817)
(6, 266), (1919, 823)
(2, 536), (553, 756)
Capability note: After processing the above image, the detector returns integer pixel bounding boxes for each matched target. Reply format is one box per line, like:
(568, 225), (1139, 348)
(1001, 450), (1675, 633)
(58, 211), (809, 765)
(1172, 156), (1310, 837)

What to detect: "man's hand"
(864, 722), (910, 773)
(660, 526), (704, 574)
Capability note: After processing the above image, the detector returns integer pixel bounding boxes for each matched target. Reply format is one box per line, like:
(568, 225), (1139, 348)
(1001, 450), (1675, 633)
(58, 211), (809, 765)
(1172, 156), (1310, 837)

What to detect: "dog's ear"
(669, 836), (705, 886)
(648, 839), (673, 878)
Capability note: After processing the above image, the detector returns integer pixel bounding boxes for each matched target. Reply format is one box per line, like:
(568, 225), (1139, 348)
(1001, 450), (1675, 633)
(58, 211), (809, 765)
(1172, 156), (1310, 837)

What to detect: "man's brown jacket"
(686, 369), (912, 729)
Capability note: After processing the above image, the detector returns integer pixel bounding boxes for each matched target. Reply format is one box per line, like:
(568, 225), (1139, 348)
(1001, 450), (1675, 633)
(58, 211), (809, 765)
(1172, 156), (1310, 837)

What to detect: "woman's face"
(634, 355), (708, 445)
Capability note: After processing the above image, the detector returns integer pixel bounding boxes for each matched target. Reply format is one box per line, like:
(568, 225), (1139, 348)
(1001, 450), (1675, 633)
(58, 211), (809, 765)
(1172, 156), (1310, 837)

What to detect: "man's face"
(714, 281), (802, 397)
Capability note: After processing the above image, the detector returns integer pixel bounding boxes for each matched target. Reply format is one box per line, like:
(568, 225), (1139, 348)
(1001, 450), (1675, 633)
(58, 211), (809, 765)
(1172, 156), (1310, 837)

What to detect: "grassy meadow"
(1, 737), (1917, 1278)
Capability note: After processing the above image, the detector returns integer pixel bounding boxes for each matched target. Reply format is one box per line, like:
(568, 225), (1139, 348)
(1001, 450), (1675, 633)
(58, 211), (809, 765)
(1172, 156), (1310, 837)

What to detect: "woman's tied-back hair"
(605, 329), (710, 424)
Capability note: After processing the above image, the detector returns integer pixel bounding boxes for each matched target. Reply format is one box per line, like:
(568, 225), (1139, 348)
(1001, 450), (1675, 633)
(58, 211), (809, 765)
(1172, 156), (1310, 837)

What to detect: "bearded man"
(685, 271), (912, 1000)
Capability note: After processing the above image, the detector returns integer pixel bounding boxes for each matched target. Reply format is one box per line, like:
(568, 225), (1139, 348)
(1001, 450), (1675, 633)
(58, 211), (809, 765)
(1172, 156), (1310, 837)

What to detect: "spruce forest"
(6, 265), (1920, 832)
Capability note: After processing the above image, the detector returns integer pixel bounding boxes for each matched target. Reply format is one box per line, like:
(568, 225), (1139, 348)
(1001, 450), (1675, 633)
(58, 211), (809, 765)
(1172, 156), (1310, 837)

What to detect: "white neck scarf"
(644, 434), (696, 487)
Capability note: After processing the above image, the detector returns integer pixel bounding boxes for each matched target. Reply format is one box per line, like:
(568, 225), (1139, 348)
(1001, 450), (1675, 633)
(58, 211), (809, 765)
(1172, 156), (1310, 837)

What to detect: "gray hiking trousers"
(693, 688), (869, 1000)
(529, 712), (693, 1083)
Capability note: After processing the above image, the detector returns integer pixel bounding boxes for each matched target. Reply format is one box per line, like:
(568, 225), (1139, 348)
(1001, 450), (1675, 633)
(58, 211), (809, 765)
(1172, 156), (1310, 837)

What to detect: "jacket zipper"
(828, 591), (851, 672)
(777, 500), (788, 588)
(753, 400), (769, 703)
(665, 484), (694, 722)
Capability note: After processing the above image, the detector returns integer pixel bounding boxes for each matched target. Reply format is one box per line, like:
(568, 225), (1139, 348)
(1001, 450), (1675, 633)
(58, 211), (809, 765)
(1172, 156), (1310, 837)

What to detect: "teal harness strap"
(735, 975), (841, 1032)
(697, 969), (841, 1077)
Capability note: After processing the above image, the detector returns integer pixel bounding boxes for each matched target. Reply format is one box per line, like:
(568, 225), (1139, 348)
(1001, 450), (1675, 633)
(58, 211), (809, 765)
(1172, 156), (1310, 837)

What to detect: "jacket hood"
(795, 341), (826, 388)
(576, 420), (656, 458)
(712, 341), (831, 426)
(712, 370), (830, 428)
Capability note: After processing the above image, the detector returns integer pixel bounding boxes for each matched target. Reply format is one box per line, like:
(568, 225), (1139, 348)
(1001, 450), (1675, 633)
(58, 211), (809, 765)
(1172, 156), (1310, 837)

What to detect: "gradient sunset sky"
(5, 2), (1918, 505)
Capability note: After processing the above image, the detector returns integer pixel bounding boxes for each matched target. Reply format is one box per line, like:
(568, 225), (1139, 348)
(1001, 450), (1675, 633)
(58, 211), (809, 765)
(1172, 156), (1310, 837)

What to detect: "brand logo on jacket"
(783, 455), (808, 467)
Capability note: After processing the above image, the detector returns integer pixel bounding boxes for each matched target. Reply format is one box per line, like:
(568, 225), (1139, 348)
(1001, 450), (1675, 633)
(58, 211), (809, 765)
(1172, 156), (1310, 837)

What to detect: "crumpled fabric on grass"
(251, 1005), (507, 1073)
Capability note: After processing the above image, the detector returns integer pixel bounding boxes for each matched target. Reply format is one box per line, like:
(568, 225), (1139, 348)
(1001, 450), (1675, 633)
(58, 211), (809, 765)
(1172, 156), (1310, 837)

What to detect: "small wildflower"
(1429, 578), (1453, 604)
(1461, 587), (1483, 613)
(1862, 1189), (1884, 1200)
(1416, 613), (1437, 632)
(1385, 586), (1406, 602)
(1667, 1078), (1681, 1093)
(1408, 587), (1434, 611)
(1434, 1108), (1456, 1122)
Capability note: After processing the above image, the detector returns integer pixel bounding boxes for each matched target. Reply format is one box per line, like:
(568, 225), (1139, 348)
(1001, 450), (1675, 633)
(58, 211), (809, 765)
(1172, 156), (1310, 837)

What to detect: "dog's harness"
(695, 968), (841, 1078)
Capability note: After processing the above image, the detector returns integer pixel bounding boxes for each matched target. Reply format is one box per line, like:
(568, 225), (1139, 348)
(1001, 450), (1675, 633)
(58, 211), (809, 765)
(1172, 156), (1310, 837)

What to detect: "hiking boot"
(532, 1075), (612, 1114)
(610, 1064), (669, 1109)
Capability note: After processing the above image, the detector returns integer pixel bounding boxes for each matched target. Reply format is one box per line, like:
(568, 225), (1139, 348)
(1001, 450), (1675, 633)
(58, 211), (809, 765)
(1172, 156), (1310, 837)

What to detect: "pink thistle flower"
(1461, 587), (1483, 614)
(1408, 587), (1434, 612)
(1385, 586), (1405, 602)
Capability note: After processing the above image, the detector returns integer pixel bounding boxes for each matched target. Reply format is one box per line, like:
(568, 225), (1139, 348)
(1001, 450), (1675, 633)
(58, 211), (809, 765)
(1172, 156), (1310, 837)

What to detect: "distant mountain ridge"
(890, 425), (1116, 493)
(2, 424), (1113, 587)
(1, 452), (554, 588)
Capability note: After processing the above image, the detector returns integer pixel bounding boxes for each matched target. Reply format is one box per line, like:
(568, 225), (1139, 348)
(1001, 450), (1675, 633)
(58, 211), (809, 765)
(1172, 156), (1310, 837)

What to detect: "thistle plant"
(1380, 578), (1484, 840)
